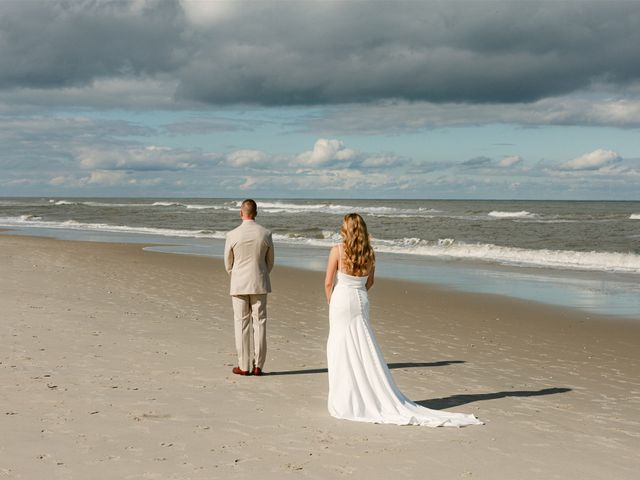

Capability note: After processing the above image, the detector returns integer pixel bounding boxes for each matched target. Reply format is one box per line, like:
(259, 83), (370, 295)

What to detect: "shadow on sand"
(416, 387), (572, 409)
(264, 360), (465, 376)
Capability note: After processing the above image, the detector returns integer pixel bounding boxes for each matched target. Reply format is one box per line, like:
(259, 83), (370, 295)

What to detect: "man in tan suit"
(224, 199), (275, 376)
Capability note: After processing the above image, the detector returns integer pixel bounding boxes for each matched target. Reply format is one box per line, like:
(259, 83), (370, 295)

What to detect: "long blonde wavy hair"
(341, 213), (375, 276)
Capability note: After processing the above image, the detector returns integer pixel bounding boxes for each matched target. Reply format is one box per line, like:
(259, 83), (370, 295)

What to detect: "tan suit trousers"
(232, 294), (267, 372)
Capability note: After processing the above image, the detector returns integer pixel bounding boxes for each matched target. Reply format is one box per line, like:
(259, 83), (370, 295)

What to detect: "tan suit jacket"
(224, 220), (274, 295)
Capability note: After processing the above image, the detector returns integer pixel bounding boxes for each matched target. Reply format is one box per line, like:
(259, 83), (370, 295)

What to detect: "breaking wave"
(488, 210), (536, 218)
(270, 230), (640, 274)
(0, 215), (226, 239)
(2, 212), (639, 274)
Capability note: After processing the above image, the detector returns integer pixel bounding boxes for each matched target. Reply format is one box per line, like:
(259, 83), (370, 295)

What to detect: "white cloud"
(85, 170), (130, 186)
(240, 176), (257, 189)
(225, 150), (269, 168)
(49, 176), (68, 186)
(48, 170), (140, 187)
(76, 145), (202, 171)
(499, 155), (523, 168)
(563, 149), (622, 171)
(179, 0), (237, 26)
(360, 155), (406, 168)
(291, 168), (393, 190)
(296, 139), (357, 167)
(224, 139), (402, 173)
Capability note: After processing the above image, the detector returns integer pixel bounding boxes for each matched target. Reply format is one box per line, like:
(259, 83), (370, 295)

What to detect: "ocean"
(1, 197), (639, 318)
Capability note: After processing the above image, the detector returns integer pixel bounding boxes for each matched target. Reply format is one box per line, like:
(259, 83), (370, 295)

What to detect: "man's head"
(240, 199), (257, 220)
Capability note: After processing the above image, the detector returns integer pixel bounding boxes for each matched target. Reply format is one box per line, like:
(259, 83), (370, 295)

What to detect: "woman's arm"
(324, 246), (339, 304)
(365, 263), (375, 291)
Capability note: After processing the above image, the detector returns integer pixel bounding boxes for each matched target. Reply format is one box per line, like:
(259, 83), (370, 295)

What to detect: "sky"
(0, 0), (639, 200)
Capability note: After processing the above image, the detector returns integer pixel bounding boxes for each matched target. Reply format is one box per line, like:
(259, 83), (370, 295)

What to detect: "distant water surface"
(1, 198), (639, 318)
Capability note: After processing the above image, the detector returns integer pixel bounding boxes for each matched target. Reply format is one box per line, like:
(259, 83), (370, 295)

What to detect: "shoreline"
(3, 227), (640, 319)
(2, 234), (639, 479)
(5, 229), (639, 326)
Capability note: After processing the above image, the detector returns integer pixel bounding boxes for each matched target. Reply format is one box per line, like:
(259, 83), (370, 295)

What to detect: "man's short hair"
(241, 199), (257, 218)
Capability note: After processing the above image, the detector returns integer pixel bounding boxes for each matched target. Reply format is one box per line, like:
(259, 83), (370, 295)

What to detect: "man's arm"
(224, 236), (234, 274)
(265, 233), (275, 273)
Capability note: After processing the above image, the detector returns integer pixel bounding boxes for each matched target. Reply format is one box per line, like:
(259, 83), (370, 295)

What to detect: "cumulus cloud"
(49, 176), (68, 186)
(236, 168), (399, 193)
(223, 139), (405, 173)
(499, 155), (524, 168)
(225, 150), (270, 168)
(295, 139), (357, 167)
(360, 155), (406, 169)
(563, 149), (622, 171)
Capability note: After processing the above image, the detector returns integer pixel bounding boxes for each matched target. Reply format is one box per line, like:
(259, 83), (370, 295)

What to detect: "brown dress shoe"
(232, 367), (250, 376)
(251, 367), (263, 376)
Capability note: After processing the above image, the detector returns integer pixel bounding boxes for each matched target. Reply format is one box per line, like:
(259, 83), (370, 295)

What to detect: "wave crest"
(2, 215), (639, 274)
(0, 216), (226, 240)
(488, 210), (535, 218)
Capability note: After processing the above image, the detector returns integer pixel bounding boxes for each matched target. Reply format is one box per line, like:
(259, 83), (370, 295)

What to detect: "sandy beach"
(1, 233), (639, 479)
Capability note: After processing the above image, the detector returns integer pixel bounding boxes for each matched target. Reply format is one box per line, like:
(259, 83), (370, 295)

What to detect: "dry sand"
(1, 234), (639, 479)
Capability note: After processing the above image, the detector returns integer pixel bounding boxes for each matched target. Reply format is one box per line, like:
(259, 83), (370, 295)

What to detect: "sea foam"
(0, 216), (226, 240)
(269, 230), (640, 274)
(488, 210), (535, 218)
(41, 199), (441, 217)
(258, 201), (440, 217)
(3, 214), (639, 275)
(371, 238), (640, 274)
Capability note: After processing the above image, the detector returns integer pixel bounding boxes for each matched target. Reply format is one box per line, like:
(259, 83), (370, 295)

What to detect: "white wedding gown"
(327, 271), (483, 427)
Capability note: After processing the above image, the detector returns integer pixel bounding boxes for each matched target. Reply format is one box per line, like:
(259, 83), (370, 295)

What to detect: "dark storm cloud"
(1, 1), (639, 106)
(0, 0), (186, 89)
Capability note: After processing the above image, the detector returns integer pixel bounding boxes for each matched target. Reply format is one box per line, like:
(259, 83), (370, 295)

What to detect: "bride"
(324, 213), (482, 427)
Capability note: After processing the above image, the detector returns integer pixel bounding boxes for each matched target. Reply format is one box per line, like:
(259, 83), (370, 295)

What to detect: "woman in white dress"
(324, 213), (482, 427)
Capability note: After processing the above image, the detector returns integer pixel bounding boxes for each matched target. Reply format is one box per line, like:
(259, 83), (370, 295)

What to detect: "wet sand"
(1, 234), (639, 479)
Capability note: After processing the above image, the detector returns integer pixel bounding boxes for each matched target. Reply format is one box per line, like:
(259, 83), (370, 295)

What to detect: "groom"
(224, 199), (275, 376)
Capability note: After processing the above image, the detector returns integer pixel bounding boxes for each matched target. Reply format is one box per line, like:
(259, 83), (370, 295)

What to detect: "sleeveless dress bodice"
(335, 270), (368, 289)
